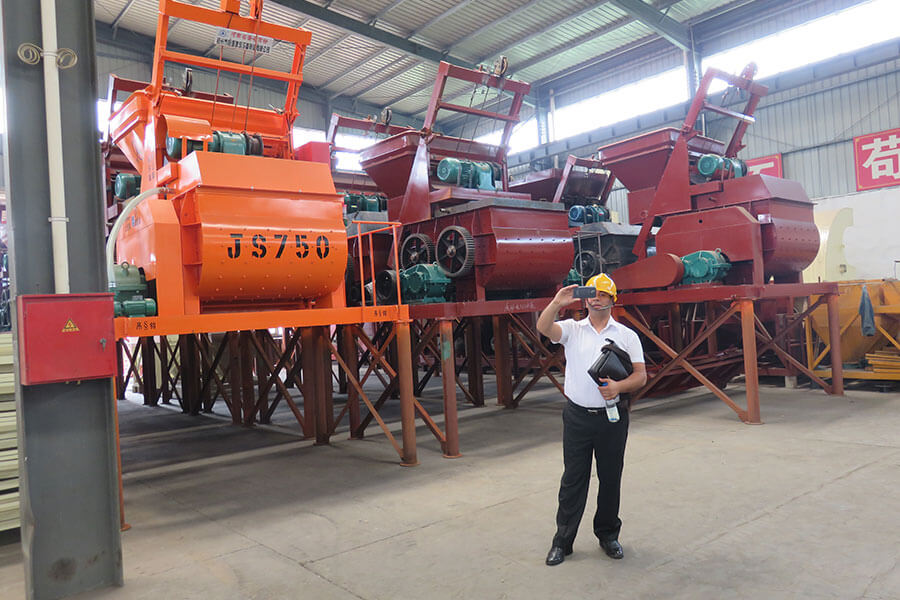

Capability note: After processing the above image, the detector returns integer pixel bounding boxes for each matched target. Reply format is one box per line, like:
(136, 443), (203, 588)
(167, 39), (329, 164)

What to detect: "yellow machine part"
(810, 279), (900, 365)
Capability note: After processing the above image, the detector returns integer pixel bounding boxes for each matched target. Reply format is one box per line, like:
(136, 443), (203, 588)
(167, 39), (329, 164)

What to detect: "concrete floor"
(1, 380), (899, 599)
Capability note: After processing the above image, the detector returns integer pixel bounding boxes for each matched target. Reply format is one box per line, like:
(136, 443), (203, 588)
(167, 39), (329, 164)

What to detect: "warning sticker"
(62, 319), (79, 333)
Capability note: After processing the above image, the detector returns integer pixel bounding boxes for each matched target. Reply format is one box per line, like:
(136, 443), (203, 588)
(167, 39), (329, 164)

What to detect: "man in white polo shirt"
(536, 273), (646, 566)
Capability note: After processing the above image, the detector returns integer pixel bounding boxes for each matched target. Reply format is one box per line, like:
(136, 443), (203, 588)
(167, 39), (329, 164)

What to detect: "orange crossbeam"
(162, 0), (312, 46)
(161, 50), (304, 84)
(115, 305), (409, 339)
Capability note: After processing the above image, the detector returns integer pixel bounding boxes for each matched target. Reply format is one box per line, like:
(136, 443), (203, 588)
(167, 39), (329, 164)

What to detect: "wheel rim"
(436, 226), (474, 278)
(400, 234), (434, 269)
(575, 250), (599, 278)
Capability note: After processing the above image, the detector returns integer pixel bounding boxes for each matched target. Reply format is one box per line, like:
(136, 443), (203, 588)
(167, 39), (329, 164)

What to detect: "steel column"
(465, 317), (484, 406)
(396, 322), (418, 466)
(140, 337), (158, 406)
(300, 328), (318, 438)
(160, 336), (172, 405)
(255, 330), (269, 421)
(493, 316), (513, 407)
(826, 293), (844, 395)
(115, 341), (126, 399)
(2, 0), (124, 595)
(239, 331), (255, 425)
(342, 326), (361, 437)
(181, 334), (201, 415)
(227, 331), (242, 425)
(315, 326), (333, 445)
(740, 299), (761, 424)
(438, 320), (461, 458)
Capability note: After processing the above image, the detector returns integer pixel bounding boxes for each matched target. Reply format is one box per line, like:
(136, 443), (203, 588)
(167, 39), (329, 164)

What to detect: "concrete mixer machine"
(600, 64), (820, 293)
(106, 0), (348, 321)
(358, 61), (573, 303)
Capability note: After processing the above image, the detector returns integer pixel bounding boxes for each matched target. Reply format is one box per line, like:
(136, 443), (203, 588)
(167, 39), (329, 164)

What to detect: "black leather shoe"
(545, 546), (570, 566)
(600, 539), (624, 559)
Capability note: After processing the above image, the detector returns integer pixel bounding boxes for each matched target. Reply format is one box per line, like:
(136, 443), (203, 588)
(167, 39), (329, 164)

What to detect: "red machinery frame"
(588, 65), (842, 420)
(358, 61), (572, 303)
(324, 113), (412, 194)
(614, 283), (843, 423)
(602, 65), (818, 291)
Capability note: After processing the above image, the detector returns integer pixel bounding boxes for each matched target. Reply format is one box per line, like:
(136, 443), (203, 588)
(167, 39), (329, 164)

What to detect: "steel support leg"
(255, 330), (269, 422)
(315, 327), (333, 445)
(140, 337), (158, 406)
(227, 332), (242, 425)
(342, 326), (361, 438)
(465, 317), (484, 405)
(301, 328), (318, 439)
(239, 331), (255, 425)
(826, 293), (844, 395)
(740, 299), (762, 424)
(336, 326), (349, 395)
(115, 340), (126, 399)
(439, 320), (461, 458)
(493, 316), (513, 407)
(160, 337), (172, 405)
(181, 334), (201, 416)
(396, 322), (419, 466)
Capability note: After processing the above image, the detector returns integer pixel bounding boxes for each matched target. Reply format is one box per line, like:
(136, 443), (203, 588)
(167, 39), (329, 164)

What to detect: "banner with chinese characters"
(214, 28), (274, 54)
(854, 127), (900, 191)
(745, 154), (783, 178)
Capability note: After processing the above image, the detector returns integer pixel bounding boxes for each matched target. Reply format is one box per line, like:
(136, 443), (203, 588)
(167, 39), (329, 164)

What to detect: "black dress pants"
(552, 399), (629, 550)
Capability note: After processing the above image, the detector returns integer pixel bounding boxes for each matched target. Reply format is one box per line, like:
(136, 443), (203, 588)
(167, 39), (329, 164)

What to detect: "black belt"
(567, 399), (610, 414)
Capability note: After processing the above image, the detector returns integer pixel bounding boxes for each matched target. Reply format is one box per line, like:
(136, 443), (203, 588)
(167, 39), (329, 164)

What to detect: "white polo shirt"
(557, 315), (644, 408)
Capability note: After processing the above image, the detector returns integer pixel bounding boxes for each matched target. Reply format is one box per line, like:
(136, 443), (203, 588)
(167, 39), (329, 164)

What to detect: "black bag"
(587, 338), (634, 386)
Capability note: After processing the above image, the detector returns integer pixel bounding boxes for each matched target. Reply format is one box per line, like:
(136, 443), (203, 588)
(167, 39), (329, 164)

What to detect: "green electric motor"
(568, 204), (611, 226)
(563, 268), (582, 287)
(436, 157), (500, 191)
(344, 193), (386, 213)
(110, 262), (157, 318)
(114, 173), (142, 200)
(680, 249), (731, 285)
(166, 131), (264, 160)
(401, 263), (452, 304)
(697, 154), (747, 180)
(376, 264), (452, 304)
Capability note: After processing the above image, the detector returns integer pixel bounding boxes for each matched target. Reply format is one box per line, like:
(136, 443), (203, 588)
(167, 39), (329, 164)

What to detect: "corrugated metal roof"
(94, 0), (777, 125)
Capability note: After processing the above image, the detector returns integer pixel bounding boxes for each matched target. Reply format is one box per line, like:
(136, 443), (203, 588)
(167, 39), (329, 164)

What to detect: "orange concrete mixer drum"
(114, 151), (348, 314)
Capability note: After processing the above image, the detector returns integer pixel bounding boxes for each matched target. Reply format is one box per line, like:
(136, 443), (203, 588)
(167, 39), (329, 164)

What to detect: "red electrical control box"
(17, 293), (117, 385)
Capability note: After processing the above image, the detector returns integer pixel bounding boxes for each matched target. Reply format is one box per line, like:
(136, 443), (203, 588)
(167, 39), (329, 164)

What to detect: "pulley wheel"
(375, 270), (399, 304)
(436, 225), (475, 278)
(575, 250), (600, 279)
(400, 233), (435, 269)
(380, 107), (393, 126)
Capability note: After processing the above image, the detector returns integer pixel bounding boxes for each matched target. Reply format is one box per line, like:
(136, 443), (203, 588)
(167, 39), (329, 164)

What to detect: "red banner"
(745, 154), (783, 178)
(854, 127), (900, 191)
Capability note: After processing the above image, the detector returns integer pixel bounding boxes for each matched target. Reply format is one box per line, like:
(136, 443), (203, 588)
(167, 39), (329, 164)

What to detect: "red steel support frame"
(399, 298), (567, 454)
(438, 319), (461, 458)
(740, 299), (761, 424)
(615, 284), (843, 423)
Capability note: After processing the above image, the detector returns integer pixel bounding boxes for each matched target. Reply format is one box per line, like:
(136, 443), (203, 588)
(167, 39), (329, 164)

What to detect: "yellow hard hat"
(586, 273), (617, 302)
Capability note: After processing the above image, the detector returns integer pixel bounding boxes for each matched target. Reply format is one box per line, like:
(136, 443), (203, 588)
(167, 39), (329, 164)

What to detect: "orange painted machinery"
(107, 0), (348, 322)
